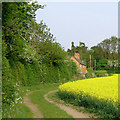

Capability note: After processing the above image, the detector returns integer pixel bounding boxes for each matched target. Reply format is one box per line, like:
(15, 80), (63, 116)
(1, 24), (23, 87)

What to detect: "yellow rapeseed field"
(59, 74), (118, 104)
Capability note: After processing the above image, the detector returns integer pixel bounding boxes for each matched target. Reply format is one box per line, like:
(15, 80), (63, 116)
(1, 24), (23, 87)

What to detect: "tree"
(96, 59), (108, 70)
(110, 36), (118, 60)
(91, 46), (104, 61)
(2, 2), (44, 60)
(97, 36), (118, 60)
(71, 41), (75, 55)
(2, 1), (45, 115)
(79, 42), (88, 63)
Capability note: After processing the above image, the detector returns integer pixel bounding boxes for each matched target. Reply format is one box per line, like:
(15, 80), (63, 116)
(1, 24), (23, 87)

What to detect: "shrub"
(94, 70), (108, 77)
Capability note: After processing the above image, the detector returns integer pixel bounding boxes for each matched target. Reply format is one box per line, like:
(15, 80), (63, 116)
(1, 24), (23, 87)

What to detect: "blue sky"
(36, 2), (118, 51)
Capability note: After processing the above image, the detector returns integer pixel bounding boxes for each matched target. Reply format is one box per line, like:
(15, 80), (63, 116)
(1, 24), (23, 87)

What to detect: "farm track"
(44, 90), (91, 119)
(23, 89), (93, 119)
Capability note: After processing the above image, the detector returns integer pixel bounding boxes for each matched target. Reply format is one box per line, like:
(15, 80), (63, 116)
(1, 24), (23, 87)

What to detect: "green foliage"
(2, 2), (44, 60)
(23, 62), (41, 85)
(85, 67), (96, 78)
(107, 60), (119, 74)
(68, 36), (119, 71)
(2, 56), (15, 104)
(38, 41), (67, 65)
(96, 59), (108, 70)
(19, 44), (40, 63)
(2, 2), (78, 117)
(2, 56), (19, 117)
(39, 61), (77, 83)
(85, 68), (109, 78)
(10, 61), (43, 86)
(94, 70), (108, 77)
(67, 60), (77, 76)
(91, 36), (118, 61)
(10, 61), (27, 86)
(91, 46), (104, 61)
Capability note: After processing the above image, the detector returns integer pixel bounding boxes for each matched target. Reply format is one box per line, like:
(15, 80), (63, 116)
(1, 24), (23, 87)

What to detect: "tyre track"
(23, 90), (43, 118)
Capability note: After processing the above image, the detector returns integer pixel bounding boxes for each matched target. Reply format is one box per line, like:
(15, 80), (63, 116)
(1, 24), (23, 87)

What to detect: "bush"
(94, 70), (109, 77)
(85, 68), (110, 78)
(85, 67), (96, 78)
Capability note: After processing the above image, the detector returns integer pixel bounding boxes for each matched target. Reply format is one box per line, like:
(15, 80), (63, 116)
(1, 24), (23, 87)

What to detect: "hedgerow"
(2, 2), (78, 118)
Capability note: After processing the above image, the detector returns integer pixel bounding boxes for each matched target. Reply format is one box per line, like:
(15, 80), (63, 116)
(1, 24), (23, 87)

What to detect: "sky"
(36, 2), (118, 51)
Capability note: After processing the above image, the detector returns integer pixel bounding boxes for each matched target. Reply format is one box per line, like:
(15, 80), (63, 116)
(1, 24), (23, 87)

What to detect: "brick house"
(70, 53), (88, 74)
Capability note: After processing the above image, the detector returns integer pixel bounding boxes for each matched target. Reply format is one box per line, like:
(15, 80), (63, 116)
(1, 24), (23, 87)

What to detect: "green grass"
(13, 103), (34, 118)
(4, 83), (74, 119)
(28, 83), (74, 118)
(48, 91), (98, 118)
(3, 103), (33, 118)
(3, 84), (46, 118)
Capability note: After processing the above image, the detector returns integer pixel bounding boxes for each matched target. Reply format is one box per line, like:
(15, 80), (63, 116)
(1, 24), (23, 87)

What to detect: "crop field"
(58, 74), (119, 118)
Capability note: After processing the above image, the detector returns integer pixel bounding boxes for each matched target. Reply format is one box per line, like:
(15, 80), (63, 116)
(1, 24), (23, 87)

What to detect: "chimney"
(74, 53), (80, 59)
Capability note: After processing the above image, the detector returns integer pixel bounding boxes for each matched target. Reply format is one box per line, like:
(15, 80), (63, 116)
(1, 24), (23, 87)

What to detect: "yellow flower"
(59, 74), (118, 104)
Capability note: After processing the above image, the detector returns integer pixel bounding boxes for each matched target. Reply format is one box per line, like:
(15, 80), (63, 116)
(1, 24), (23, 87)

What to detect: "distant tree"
(67, 49), (71, 55)
(96, 59), (108, 70)
(110, 36), (118, 60)
(90, 36), (118, 71)
(71, 41), (75, 55)
(91, 46), (104, 61)
(68, 41), (88, 64)
(67, 36), (118, 70)
(79, 42), (88, 62)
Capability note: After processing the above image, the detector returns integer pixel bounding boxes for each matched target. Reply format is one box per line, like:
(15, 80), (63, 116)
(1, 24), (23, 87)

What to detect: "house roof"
(73, 56), (86, 65)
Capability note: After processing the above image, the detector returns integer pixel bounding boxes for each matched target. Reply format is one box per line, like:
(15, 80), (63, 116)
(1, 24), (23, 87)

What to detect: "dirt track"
(44, 90), (91, 119)
(23, 89), (94, 119)
(23, 91), (43, 118)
